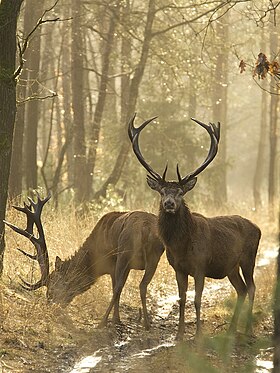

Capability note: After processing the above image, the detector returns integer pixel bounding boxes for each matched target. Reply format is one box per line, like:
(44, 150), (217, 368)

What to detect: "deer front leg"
(175, 270), (188, 340)
(139, 257), (159, 330)
(194, 274), (205, 337)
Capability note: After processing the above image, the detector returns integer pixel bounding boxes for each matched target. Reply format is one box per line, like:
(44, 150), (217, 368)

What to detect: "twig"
(16, 92), (57, 106)
(13, 0), (71, 80)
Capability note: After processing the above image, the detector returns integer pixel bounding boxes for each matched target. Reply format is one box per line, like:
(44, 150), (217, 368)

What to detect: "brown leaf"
(239, 60), (246, 73)
(253, 52), (270, 79)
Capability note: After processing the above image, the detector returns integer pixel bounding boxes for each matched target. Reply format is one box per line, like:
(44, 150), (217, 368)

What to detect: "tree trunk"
(94, 0), (156, 199)
(211, 16), (228, 205)
(273, 209), (280, 371)
(23, 0), (44, 191)
(253, 85), (268, 210)
(268, 29), (279, 221)
(0, 0), (23, 275)
(71, 0), (88, 205)
(87, 7), (118, 197)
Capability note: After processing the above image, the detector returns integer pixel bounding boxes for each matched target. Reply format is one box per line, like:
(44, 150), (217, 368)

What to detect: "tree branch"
(13, 0), (71, 80)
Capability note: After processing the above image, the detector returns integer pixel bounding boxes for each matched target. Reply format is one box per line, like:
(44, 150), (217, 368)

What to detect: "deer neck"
(158, 201), (194, 248)
(62, 245), (98, 296)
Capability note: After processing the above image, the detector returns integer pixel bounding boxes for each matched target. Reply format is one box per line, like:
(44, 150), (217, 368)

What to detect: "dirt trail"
(0, 244), (276, 373)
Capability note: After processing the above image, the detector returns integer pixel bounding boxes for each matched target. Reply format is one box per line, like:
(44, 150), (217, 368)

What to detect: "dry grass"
(0, 199), (278, 372)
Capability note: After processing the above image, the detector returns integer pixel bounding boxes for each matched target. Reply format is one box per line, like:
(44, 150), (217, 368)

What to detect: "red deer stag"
(128, 113), (261, 340)
(4, 194), (164, 330)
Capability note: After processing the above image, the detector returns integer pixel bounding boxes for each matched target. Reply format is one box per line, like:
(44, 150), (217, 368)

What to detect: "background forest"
(6, 0), (280, 212)
(0, 0), (279, 372)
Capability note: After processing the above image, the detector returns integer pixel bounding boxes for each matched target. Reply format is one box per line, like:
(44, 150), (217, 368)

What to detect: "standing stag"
(128, 113), (261, 339)
(5, 194), (164, 329)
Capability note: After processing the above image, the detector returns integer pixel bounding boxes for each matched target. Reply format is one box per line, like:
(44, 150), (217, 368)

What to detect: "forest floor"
(0, 204), (278, 373)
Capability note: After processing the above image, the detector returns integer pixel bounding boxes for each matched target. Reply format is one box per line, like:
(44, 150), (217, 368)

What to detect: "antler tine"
(128, 113), (158, 141)
(176, 164), (182, 182)
(179, 118), (220, 184)
(19, 276), (44, 291)
(128, 113), (164, 182)
(17, 247), (37, 260)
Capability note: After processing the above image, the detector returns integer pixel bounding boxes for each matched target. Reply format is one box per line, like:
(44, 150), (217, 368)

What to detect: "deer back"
(115, 211), (164, 270)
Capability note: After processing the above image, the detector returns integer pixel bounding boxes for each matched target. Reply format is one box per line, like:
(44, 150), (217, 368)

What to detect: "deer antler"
(177, 118), (220, 185)
(128, 113), (167, 182)
(128, 113), (220, 184)
(4, 192), (51, 290)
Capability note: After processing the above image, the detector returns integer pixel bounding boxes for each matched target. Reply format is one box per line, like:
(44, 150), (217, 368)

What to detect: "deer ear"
(182, 177), (197, 193)
(146, 176), (161, 192)
(55, 256), (63, 271)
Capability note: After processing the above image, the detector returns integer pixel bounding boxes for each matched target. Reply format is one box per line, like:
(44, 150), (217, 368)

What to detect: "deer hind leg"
(227, 268), (247, 333)
(139, 256), (160, 330)
(175, 270), (188, 340)
(241, 265), (256, 335)
(99, 259), (130, 327)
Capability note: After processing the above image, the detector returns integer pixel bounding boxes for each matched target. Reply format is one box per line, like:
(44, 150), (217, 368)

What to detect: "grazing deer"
(128, 113), (261, 339)
(4, 194), (164, 329)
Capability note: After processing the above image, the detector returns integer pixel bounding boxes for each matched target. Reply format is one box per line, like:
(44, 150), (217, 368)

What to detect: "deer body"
(159, 200), (261, 338)
(5, 200), (164, 330)
(161, 207), (259, 279)
(128, 114), (261, 339)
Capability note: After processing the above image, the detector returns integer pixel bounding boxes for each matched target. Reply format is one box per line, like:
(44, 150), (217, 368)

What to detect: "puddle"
(70, 350), (102, 373)
(131, 341), (175, 358)
(257, 246), (278, 268)
(155, 294), (179, 318)
(255, 348), (274, 372)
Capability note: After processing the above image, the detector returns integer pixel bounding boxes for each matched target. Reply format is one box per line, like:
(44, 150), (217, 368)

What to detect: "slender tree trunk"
(9, 95), (25, 199)
(87, 7), (118, 197)
(63, 53), (74, 190)
(268, 29), (279, 221)
(60, 9), (74, 191)
(94, 0), (156, 199)
(0, 0), (23, 275)
(253, 86), (268, 209)
(9, 0), (31, 199)
(211, 17), (228, 205)
(273, 209), (280, 372)
(120, 1), (132, 125)
(24, 0), (44, 191)
(71, 0), (88, 205)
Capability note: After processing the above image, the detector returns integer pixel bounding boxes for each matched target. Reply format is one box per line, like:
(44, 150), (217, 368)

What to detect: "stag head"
(128, 113), (220, 214)
(46, 256), (78, 306)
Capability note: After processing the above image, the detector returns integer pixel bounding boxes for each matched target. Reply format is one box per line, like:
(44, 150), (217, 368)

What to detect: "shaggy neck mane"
(158, 201), (194, 248)
(60, 238), (97, 295)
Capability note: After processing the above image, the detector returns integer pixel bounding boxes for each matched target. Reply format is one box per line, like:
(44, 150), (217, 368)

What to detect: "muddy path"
(65, 245), (276, 373)
(67, 279), (232, 373)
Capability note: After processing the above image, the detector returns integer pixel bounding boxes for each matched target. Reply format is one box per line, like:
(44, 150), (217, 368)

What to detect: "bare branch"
(151, 0), (251, 38)
(257, 1), (280, 26)
(16, 92), (57, 106)
(13, 0), (71, 80)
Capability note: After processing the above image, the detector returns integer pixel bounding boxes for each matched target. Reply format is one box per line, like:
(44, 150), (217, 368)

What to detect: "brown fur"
(157, 191), (261, 339)
(128, 114), (261, 339)
(47, 211), (164, 329)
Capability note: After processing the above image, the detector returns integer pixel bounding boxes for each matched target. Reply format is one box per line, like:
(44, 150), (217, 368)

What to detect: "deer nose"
(163, 199), (176, 211)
